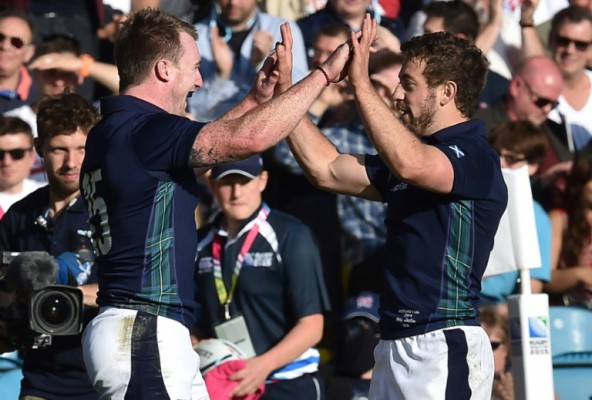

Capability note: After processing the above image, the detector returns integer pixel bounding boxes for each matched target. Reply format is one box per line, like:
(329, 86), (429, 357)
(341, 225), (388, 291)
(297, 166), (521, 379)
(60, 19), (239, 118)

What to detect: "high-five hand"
(250, 22), (293, 104)
(348, 13), (378, 88)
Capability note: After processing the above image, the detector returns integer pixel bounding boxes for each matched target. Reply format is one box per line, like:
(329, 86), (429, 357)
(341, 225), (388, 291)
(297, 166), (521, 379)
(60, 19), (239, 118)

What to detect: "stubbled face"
(39, 129), (87, 200)
(0, 132), (35, 192)
(217, 0), (258, 28)
(210, 172), (267, 224)
(171, 32), (203, 116)
(393, 59), (438, 137)
(0, 17), (34, 79)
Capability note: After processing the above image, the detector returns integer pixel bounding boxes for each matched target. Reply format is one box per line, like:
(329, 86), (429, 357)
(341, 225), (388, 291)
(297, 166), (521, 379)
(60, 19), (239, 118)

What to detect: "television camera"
(0, 251), (83, 349)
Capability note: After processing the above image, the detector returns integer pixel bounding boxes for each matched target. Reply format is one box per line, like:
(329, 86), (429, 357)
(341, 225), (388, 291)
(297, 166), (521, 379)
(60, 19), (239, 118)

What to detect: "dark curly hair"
(400, 31), (488, 118)
(36, 92), (100, 148)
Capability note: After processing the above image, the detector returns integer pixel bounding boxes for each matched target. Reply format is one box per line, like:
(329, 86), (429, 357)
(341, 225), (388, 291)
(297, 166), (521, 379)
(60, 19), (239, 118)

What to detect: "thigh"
(83, 308), (208, 400)
(369, 327), (494, 400)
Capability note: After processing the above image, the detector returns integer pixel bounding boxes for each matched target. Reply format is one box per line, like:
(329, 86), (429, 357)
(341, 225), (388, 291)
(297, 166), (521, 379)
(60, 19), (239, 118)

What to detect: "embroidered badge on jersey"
(448, 145), (465, 158)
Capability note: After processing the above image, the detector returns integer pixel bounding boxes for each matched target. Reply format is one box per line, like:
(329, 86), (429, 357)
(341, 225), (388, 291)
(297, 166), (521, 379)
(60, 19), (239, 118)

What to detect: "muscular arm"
(229, 313), (323, 397)
(287, 117), (381, 200)
(192, 24), (350, 167)
(350, 16), (454, 193)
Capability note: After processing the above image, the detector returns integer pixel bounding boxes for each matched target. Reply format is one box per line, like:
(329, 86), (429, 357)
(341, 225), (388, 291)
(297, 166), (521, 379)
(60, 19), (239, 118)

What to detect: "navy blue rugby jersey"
(80, 95), (205, 328)
(365, 119), (508, 340)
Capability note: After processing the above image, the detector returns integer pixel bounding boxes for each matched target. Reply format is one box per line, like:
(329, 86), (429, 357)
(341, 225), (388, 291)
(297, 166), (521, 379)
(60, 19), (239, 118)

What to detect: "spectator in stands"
(188, 0), (309, 121)
(0, 116), (43, 218)
(297, 0), (404, 67)
(547, 144), (592, 309)
(480, 305), (514, 400)
(422, 0), (510, 109)
(473, 55), (568, 209)
(0, 9), (40, 115)
(28, 34), (119, 102)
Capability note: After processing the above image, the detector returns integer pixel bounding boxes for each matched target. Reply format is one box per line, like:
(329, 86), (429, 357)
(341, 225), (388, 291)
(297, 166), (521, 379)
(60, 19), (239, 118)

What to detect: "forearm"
(257, 314), (323, 372)
(79, 283), (98, 307)
(90, 62), (120, 94)
(287, 117), (341, 187)
(475, 17), (503, 54)
(544, 268), (585, 293)
(521, 26), (547, 58)
(194, 69), (328, 164)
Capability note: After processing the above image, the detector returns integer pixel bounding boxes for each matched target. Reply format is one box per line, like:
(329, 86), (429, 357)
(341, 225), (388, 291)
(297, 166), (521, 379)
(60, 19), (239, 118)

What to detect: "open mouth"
(187, 91), (194, 99)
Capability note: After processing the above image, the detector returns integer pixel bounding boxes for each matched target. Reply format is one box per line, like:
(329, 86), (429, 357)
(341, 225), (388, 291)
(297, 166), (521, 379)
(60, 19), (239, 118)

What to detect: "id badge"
(214, 315), (256, 358)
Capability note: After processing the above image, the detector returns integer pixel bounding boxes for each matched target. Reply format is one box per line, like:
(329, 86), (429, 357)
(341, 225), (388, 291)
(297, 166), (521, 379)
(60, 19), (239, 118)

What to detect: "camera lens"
(30, 285), (83, 335)
(39, 294), (71, 326)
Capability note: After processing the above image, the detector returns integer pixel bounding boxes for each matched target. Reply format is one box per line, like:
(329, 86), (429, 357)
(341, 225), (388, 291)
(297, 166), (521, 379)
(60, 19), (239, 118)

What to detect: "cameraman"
(0, 92), (100, 400)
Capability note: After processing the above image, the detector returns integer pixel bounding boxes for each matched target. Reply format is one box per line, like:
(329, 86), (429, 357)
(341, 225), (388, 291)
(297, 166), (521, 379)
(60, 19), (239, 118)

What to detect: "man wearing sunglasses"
(545, 6), (592, 151)
(473, 55), (572, 208)
(521, 4), (592, 151)
(0, 116), (43, 219)
(0, 9), (40, 114)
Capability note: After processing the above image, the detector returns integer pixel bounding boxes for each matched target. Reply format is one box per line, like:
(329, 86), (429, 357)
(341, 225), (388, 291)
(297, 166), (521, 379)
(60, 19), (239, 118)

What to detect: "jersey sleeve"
(131, 114), (205, 172)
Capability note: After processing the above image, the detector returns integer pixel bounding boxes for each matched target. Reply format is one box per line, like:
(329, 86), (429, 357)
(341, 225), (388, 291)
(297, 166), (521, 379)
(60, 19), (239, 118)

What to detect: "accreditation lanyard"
(212, 203), (270, 320)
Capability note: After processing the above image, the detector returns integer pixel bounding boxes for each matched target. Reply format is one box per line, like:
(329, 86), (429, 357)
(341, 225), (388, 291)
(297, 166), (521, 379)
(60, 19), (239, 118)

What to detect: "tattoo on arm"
(190, 147), (220, 167)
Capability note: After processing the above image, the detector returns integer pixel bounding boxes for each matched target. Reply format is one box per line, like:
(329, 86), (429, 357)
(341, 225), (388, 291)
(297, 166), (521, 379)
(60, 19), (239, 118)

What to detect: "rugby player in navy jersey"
(79, 7), (357, 400)
(285, 15), (508, 399)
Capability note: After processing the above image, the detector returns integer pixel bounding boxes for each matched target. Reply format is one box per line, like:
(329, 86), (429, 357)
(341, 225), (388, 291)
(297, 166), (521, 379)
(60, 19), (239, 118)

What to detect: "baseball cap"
(343, 291), (380, 323)
(211, 155), (264, 180)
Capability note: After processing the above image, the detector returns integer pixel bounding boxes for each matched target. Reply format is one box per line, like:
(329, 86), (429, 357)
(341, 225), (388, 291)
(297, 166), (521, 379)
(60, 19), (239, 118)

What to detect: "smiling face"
(393, 58), (439, 137)
(0, 16), (34, 80)
(551, 19), (592, 79)
(171, 32), (203, 116)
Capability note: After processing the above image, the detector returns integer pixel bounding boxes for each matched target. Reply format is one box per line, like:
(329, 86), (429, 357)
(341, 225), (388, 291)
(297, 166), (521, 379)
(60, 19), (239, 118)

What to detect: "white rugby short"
(369, 326), (494, 400)
(82, 307), (209, 400)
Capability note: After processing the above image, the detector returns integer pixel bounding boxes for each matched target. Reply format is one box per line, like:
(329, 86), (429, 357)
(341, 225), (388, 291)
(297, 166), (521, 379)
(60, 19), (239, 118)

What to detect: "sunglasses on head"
(521, 78), (559, 110)
(0, 148), (33, 161)
(0, 32), (28, 50)
(554, 35), (592, 52)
